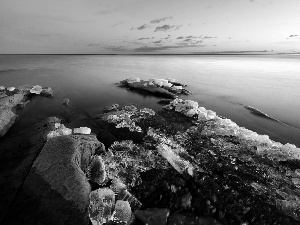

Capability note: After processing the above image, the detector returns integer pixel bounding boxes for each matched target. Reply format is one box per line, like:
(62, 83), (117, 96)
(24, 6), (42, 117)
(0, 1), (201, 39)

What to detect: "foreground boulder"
(0, 85), (53, 137)
(2, 134), (101, 225)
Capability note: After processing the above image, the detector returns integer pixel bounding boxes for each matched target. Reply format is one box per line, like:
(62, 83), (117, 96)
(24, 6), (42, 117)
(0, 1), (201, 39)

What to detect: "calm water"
(0, 54), (300, 147)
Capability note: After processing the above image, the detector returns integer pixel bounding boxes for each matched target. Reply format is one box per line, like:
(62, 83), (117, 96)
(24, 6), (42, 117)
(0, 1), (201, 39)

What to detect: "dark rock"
(61, 98), (70, 107)
(40, 87), (53, 97)
(167, 213), (221, 225)
(135, 208), (170, 225)
(102, 103), (120, 113)
(2, 134), (101, 225)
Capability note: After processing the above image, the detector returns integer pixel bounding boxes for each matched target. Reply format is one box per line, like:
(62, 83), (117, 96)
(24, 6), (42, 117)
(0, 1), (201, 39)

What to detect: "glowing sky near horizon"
(0, 0), (299, 54)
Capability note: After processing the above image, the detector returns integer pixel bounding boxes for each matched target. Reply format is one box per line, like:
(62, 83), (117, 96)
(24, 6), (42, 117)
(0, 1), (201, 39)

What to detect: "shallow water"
(0, 54), (299, 146)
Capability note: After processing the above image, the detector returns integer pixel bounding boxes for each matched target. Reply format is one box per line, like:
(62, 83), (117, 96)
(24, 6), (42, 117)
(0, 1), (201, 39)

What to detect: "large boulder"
(1, 135), (101, 225)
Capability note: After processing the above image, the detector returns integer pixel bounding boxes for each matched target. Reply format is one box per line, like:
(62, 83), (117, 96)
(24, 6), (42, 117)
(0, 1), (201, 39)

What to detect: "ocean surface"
(0, 54), (299, 147)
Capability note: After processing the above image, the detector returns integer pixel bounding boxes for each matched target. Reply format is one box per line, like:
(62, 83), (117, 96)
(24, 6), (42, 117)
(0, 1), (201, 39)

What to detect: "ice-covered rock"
(30, 85), (43, 94)
(89, 188), (115, 224)
(46, 123), (72, 140)
(126, 78), (140, 83)
(157, 144), (194, 176)
(7, 87), (15, 92)
(112, 200), (132, 224)
(87, 155), (107, 185)
(167, 78), (176, 82)
(74, 127), (91, 134)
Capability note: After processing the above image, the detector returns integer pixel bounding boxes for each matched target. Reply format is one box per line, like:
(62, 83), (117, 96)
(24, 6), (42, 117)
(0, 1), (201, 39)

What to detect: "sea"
(0, 54), (299, 147)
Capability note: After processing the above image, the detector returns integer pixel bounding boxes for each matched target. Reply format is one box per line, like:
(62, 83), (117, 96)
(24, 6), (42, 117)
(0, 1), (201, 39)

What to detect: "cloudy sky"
(0, 0), (299, 54)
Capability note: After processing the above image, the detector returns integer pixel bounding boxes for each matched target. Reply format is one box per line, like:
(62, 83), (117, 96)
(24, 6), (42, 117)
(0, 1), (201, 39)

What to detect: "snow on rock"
(0, 86), (5, 91)
(126, 78), (140, 83)
(157, 143), (194, 176)
(73, 127), (91, 134)
(7, 87), (15, 92)
(46, 123), (72, 140)
(30, 85), (43, 94)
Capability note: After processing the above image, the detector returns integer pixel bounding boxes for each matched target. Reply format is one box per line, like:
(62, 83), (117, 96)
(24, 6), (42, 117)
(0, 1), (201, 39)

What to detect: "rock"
(1, 135), (102, 225)
(46, 123), (72, 140)
(61, 98), (70, 107)
(167, 213), (221, 225)
(7, 87), (15, 92)
(102, 103), (120, 113)
(0, 109), (17, 137)
(135, 208), (170, 225)
(30, 85), (43, 94)
(40, 87), (53, 97)
(112, 200), (132, 224)
(74, 127), (91, 134)
(89, 188), (115, 224)
(87, 155), (107, 185)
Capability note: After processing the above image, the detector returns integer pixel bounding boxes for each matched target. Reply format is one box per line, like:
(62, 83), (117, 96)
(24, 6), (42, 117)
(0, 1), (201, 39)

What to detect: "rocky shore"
(1, 83), (300, 225)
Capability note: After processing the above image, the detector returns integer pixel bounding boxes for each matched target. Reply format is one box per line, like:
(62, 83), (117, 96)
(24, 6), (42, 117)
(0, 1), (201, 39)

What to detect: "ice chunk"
(126, 78), (140, 83)
(157, 144), (194, 176)
(30, 85), (43, 94)
(73, 127), (91, 134)
(112, 200), (132, 224)
(167, 78), (176, 82)
(7, 87), (15, 92)
(89, 188), (115, 225)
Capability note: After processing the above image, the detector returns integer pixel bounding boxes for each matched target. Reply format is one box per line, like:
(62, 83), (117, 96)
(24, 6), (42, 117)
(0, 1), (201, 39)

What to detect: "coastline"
(1, 82), (300, 224)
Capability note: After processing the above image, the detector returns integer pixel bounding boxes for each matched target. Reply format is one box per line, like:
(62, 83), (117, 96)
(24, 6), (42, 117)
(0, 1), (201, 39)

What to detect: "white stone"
(73, 127), (91, 134)
(30, 85), (43, 94)
(7, 87), (15, 92)
(167, 78), (176, 82)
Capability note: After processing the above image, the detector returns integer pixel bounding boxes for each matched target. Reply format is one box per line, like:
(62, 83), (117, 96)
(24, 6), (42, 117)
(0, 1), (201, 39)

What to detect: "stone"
(40, 87), (53, 97)
(74, 127), (91, 134)
(135, 208), (170, 225)
(87, 155), (107, 185)
(30, 85), (43, 94)
(61, 98), (70, 107)
(112, 200), (132, 224)
(7, 87), (15, 92)
(89, 188), (115, 224)
(0, 109), (17, 137)
(102, 104), (120, 113)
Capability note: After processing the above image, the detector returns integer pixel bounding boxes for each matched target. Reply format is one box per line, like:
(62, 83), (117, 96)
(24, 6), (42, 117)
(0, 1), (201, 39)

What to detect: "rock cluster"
(0, 85), (53, 137)
(118, 78), (191, 99)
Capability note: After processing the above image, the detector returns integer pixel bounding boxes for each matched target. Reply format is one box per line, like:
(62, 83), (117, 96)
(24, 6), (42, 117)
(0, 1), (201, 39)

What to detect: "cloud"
(289, 35), (298, 38)
(137, 24), (149, 30)
(154, 24), (181, 32)
(131, 24), (150, 30)
(104, 46), (128, 51)
(134, 44), (204, 52)
(150, 16), (173, 24)
(154, 25), (174, 32)
(138, 37), (150, 40)
(153, 40), (163, 44)
(203, 36), (217, 39)
(177, 36), (184, 39)
(87, 43), (101, 47)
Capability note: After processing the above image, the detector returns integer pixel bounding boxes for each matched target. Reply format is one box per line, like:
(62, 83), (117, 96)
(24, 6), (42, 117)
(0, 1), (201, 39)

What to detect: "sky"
(0, 0), (299, 54)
